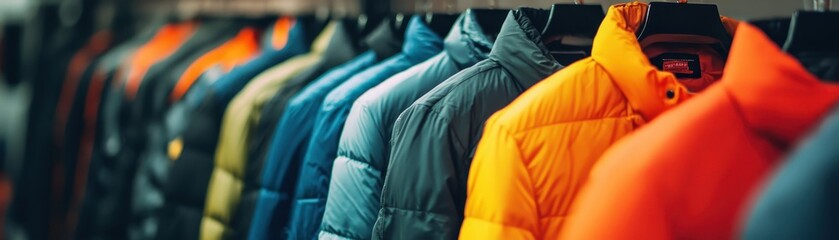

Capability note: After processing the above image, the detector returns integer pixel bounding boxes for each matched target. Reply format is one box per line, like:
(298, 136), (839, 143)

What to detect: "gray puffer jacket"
(319, 10), (499, 240)
(373, 8), (563, 240)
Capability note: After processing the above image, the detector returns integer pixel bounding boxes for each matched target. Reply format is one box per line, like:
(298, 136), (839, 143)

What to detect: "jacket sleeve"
(320, 102), (385, 240)
(248, 98), (317, 240)
(373, 106), (467, 240)
(459, 113), (539, 240)
(202, 79), (271, 240)
(286, 102), (352, 240)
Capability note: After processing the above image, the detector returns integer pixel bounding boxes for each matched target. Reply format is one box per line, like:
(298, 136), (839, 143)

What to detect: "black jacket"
(373, 8), (563, 239)
(73, 24), (161, 240)
(11, 27), (102, 240)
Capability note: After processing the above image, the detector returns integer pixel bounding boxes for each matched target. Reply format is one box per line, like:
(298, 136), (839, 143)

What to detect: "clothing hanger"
(784, 0), (839, 81)
(468, 0), (509, 41)
(340, 14), (383, 43)
(751, 18), (791, 46)
(420, 0), (458, 38)
(358, 14), (384, 37)
(783, 1), (839, 54)
(540, 0), (604, 65)
(470, 0), (508, 31)
(541, 1), (604, 43)
(470, 8), (508, 40)
(295, 0), (331, 46)
(362, 13), (407, 60)
(636, 0), (732, 57)
(391, 13), (412, 38)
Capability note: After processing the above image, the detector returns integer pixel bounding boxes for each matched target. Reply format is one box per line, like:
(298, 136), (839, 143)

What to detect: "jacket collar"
(364, 18), (404, 60)
(320, 21), (362, 68)
(592, 2), (738, 120)
(263, 17), (294, 51)
(489, 8), (562, 89)
(444, 9), (497, 68)
(723, 24), (839, 148)
(310, 22), (336, 55)
(402, 16), (445, 63)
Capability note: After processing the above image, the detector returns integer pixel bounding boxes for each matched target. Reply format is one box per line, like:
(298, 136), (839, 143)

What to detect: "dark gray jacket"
(373, 8), (562, 240)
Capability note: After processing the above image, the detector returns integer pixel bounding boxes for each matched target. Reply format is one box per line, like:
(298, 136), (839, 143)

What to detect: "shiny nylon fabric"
(249, 16), (440, 240)
(247, 18), (412, 239)
(237, 20), (366, 240)
(461, 3), (736, 239)
(201, 23), (335, 240)
(319, 10), (494, 240)
(286, 16), (444, 240)
(561, 24), (839, 240)
(374, 9), (562, 240)
(246, 50), (380, 240)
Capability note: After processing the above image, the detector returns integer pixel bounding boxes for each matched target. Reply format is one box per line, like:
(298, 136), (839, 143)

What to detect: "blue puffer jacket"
(246, 17), (411, 240)
(245, 51), (380, 240)
(319, 10), (497, 240)
(285, 16), (445, 240)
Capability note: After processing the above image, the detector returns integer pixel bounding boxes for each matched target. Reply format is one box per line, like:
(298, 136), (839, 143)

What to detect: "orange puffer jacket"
(460, 2), (737, 239)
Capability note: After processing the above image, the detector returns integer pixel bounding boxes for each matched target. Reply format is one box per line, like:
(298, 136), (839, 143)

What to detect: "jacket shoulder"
(412, 59), (504, 109)
(489, 59), (628, 133)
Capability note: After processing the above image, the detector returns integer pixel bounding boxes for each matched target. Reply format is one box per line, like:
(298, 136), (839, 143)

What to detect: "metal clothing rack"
(134, 0), (394, 17)
(131, 0), (573, 17)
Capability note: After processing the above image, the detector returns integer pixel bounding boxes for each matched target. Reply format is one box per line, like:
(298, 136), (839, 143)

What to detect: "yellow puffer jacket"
(460, 2), (738, 239)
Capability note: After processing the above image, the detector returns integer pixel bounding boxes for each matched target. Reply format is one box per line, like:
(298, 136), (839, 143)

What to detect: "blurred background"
(0, 0), (834, 239)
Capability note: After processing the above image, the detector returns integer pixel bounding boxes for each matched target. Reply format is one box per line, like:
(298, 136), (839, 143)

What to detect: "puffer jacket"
(285, 16), (444, 240)
(155, 17), (303, 240)
(320, 10), (497, 240)
(374, 8), (562, 240)
(561, 23), (839, 240)
(201, 21), (333, 240)
(461, 3), (738, 239)
(234, 20), (366, 240)
(244, 51), (384, 240)
(244, 18), (404, 239)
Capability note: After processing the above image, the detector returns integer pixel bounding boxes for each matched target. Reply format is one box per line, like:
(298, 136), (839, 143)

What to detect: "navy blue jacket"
(246, 51), (380, 240)
(245, 17), (408, 240)
(285, 16), (444, 240)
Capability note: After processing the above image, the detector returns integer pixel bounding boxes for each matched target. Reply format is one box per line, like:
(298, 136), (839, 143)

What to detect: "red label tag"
(662, 59), (693, 74)
(651, 53), (701, 79)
